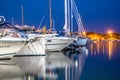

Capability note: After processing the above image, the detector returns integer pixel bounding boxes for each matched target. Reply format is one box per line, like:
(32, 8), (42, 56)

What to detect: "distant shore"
(86, 32), (120, 41)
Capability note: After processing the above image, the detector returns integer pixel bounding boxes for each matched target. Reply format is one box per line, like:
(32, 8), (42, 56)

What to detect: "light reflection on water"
(0, 47), (88, 80)
(108, 41), (113, 59)
(89, 40), (119, 60)
(80, 41), (120, 80)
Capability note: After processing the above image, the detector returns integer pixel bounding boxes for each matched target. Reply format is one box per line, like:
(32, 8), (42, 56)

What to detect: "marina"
(0, 0), (88, 58)
(0, 0), (120, 80)
(0, 0), (88, 79)
(0, 40), (120, 80)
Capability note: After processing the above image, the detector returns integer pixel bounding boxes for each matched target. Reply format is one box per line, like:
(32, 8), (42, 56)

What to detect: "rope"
(72, 0), (85, 33)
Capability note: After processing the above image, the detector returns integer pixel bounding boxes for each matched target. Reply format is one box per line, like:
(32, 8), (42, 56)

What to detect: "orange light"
(107, 30), (113, 34)
(82, 31), (86, 35)
(108, 41), (113, 60)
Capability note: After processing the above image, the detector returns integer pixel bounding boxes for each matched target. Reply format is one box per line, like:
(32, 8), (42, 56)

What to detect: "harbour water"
(0, 41), (120, 80)
(0, 47), (87, 80)
(80, 40), (120, 80)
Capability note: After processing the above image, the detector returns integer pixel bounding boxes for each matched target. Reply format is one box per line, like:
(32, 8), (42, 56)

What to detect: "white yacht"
(0, 37), (27, 58)
(38, 34), (74, 51)
(35, 0), (73, 52)
(17, 37), (46, 56)
(15, 24), (74, 52)
(0, 16), (28, 58)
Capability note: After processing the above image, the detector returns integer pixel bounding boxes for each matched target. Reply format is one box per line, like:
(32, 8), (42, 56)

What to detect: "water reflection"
(108, 41), (113, 59)
(89, 40), (118, 60)
(0, 47), (88, 80)
(0, 60), (25, 80)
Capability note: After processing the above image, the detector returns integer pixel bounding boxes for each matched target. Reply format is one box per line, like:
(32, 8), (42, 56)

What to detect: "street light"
(107, 30), (113, 35)
(107, 30), (113, 40)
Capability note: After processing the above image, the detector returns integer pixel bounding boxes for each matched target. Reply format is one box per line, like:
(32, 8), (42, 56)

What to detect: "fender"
(0, 16), (5, 25)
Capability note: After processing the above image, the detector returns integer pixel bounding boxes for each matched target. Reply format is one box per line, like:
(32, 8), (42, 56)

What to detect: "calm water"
(80, 41), (120, 80)
(0, 41), (120, 80)
(0, 47), (87, 80)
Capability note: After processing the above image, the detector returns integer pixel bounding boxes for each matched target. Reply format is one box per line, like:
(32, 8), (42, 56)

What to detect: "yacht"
(39, 0), (89, 52)
(36, 0), (74, 52)
(16, 36), (46, 56)
(38, 34), (74, 51)
(20, 25), (74, 52)
(0, 16), (28, 58)
(0, 37), (27, 58)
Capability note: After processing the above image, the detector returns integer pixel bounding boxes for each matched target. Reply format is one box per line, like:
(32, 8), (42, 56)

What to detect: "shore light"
(107, 30), (113, 34)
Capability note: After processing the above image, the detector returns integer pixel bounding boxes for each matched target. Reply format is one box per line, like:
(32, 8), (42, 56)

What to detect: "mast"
(64, 0), (86, 34)
(64, 0), (73, 32)
(67, 0), (70, 32)
(64, 0), (68, 32)
(64, 0), (70, 32)
(21, 5), (24, 26)
(70, 0), (73, 32)
(49, 0), (52, 31)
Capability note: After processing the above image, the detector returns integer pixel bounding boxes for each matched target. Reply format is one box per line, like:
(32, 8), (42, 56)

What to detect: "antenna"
(12, 18), (14, 25)
(49, 0), (52, 31)
(21, 5), (24, 26)
(53, 19), (55, 31)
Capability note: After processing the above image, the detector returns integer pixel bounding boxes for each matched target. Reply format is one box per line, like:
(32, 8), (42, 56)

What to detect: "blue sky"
(0, 0), (120, 33)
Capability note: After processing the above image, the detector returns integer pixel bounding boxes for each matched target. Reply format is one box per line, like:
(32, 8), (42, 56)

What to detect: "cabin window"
(47, 40), (52, 42)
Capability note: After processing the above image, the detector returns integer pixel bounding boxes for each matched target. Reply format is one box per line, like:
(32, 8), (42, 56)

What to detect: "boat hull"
(40, 36), (74, 51)
(75, 38), (88, 46)
(17, 38), (46, 56)
(0, 37), (26, 58)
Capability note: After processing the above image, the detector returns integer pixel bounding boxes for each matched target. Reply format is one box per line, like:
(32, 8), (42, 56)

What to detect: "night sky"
(0, 0), (120, 33)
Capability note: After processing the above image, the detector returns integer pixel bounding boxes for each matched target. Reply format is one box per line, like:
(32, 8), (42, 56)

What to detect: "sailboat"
(36, 0), (74, 52)
(63, 0), (88, 46)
